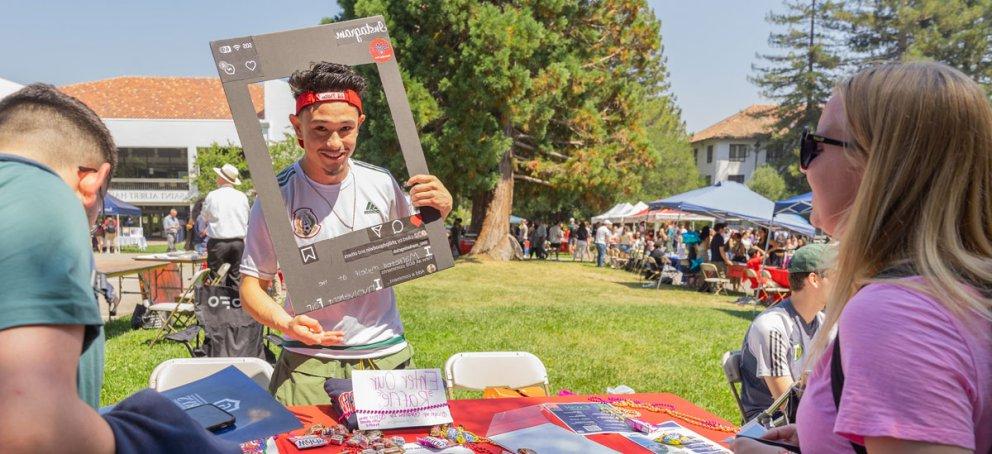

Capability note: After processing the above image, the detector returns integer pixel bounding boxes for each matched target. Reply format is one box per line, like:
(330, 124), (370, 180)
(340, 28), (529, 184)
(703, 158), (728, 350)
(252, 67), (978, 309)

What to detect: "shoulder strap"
(830, 335), (868, 454)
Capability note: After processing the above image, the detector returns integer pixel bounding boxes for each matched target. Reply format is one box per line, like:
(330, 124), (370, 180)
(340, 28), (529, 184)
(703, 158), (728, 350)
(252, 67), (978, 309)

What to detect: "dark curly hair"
(288, 61), (367, 97)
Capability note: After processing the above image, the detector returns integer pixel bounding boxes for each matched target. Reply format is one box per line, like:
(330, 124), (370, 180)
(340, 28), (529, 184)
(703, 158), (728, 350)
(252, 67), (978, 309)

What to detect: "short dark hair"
(789, 272), (811, 291)
(714, 223), (727, 232)
(288, 61), (367, 98)
(0, 83), (116, 171)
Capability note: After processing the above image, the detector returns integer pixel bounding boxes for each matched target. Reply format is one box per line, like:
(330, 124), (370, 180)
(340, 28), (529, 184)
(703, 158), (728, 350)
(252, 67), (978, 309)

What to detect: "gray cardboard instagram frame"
(210, 16), (454, 315)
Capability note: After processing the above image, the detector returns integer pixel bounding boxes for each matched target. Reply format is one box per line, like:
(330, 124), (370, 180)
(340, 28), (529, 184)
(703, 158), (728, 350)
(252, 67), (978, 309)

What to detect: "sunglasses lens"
(799, 132), (812, 170)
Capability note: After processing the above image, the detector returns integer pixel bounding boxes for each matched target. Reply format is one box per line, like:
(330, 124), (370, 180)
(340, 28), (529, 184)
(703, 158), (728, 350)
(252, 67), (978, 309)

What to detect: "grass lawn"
(102, 258), (756, 422)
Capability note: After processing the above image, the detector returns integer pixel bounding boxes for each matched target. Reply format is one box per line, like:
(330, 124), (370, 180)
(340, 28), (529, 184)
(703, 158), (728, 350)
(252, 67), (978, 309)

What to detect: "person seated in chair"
(738, 244), (831, 422)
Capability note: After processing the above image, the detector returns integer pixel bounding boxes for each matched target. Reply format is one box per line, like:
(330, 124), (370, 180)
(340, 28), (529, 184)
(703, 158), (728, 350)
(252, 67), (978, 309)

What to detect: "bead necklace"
(589, 397), (739, 434)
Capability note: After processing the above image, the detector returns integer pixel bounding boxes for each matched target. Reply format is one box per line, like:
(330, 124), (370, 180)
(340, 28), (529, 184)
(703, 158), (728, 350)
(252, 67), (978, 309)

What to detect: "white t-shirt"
(201, 184), (249, 239)
(241, 159), (414, 359)
(595, 226), (610, 245)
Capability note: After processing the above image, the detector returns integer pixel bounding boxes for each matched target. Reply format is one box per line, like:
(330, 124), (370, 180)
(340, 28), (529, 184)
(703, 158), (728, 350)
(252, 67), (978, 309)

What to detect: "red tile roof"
(691, 104), (778, 143)
(61, 76), (264, 120)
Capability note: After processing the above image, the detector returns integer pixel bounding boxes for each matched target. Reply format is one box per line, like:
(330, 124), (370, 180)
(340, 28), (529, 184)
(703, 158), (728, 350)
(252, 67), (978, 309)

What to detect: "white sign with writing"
(351, 369), (453, 430)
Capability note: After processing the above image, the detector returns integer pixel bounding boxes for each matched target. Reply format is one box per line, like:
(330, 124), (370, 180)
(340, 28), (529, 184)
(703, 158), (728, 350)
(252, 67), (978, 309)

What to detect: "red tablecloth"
(764, 267), (790, 288)
(275, 393), (734, 453)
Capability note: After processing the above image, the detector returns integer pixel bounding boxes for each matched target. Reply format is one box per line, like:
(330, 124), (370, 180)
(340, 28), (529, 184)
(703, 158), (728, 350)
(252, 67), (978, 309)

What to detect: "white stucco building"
(690, 104), (779, 185)
(61, 76), (294, 238)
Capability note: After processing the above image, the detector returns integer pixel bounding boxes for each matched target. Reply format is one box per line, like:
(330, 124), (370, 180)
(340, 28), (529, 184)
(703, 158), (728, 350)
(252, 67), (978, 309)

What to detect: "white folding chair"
(444, 352), (550, 399)
(148, 357), (274, 391)
(760, 269), (791, 306)
(721, 350), (748, 423)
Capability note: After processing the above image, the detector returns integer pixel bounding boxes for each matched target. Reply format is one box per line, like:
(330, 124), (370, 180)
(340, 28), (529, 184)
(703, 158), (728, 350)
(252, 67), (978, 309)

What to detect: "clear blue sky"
(0, 0), (782, 132)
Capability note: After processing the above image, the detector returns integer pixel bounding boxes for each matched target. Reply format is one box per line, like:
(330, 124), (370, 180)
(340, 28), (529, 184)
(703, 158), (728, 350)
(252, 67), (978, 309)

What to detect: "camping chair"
(721, 350), (748, 423)
(148, 357), (274, 391)
(444, 352), (550, 399)
(163, 264), (231, 356)
(699, 263), (730, 295)
(148, 267), (212, 346)
(760, 269), (790, 306)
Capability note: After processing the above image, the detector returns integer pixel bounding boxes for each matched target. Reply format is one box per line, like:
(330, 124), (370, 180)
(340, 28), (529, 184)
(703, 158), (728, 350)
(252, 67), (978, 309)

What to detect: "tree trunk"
(469, 190), (491, 234)
(469, 138), (517, 260)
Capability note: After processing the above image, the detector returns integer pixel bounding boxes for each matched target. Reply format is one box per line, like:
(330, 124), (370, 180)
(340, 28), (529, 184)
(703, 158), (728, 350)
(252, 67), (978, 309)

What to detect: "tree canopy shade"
(331, 0), (686, 260)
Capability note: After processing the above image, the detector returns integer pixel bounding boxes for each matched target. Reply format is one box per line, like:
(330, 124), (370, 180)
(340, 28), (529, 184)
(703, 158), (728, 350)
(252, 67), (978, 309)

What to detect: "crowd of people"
(513, 217), (808, 274)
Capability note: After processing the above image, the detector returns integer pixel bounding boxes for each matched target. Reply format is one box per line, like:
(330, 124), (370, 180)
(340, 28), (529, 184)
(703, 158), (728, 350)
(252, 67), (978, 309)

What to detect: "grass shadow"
(104, 317), (135, 341)
(714, 307), (760, 322)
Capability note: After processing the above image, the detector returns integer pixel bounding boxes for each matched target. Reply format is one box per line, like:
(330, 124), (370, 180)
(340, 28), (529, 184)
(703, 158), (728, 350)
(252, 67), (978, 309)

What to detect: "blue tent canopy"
(648, 181), (815, 236)
(509, 214), (524, 224)
(774, 192), (812, 216)
(104, 194), (142, 216)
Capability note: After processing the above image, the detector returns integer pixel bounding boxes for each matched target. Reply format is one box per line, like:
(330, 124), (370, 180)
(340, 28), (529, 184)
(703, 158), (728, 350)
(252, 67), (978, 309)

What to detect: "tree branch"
(514, 174), (553, 186)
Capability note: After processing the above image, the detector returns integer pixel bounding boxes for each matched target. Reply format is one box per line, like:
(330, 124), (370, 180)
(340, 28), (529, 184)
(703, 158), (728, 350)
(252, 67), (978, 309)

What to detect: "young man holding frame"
(240, 62), (453, 405)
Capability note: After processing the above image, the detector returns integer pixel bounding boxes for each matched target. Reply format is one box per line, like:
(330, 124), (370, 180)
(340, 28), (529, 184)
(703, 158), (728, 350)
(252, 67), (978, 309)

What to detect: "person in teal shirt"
(0, 85), (240, 454)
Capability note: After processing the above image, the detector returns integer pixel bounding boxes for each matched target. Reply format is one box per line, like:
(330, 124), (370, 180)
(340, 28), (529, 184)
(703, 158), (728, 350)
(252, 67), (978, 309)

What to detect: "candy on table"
(289, 435), (329, 450)
(417, 436), (451, 449)
(306, 424), (327, 436)
(332, 424), (350, 435)
(390, 436), (406, 446)
(366, 430), (384, 440)
(626, 417), (654, 434)
(327, 434), (346, 445)
(383, 448), (405, 454)
(372, 441), (386, 450)
(359, 449), (376, 454)
(657, 433), (689, 446)
(347, 434), (369, 447)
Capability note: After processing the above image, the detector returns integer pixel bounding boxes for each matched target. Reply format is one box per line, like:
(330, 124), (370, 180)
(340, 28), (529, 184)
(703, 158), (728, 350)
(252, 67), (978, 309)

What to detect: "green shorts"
(269, 344), (415, 406)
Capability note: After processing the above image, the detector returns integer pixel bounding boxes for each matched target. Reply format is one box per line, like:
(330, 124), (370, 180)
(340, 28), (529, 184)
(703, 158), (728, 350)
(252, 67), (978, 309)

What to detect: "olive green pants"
(268, 345), (415, 406)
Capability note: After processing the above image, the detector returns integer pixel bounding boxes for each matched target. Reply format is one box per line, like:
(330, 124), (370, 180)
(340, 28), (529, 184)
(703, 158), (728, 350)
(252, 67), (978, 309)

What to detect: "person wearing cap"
(201, 163), (250, 286)
(737, 243), (832, 422)
(239, 62), (453, 405)
(594, 220), (611, 267)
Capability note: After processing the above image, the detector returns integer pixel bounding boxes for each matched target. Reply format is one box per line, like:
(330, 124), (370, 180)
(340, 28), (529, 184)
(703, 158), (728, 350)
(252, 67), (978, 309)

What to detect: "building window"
(728, 174), (745, 183)
(693, 148), (698, 163)
(706, 145), (713, 163)
(115, 147), (188, 179)
(704, 175), (712, 185)
(729, 144), (748, 162)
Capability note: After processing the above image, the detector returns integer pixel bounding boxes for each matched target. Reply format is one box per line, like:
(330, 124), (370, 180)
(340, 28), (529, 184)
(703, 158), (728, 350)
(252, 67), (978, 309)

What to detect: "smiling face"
(290, 101), (366, 185)
(805, 94), (864, 237)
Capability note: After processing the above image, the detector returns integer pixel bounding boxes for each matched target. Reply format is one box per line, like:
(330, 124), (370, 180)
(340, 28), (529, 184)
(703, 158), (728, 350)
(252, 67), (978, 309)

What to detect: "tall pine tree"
(750, 0), (845, 195)
(837, 0), (992, 91)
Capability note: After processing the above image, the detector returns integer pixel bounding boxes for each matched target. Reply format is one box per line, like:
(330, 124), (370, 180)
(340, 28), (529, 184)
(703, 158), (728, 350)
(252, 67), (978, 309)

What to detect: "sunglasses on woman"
(799, 127), (849, 170)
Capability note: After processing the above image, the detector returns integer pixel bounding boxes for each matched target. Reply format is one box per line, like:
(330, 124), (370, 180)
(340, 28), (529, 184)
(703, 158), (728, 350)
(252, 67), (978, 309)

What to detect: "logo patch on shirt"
(292, 207), (321, 238)
(364, 201), (382, 215)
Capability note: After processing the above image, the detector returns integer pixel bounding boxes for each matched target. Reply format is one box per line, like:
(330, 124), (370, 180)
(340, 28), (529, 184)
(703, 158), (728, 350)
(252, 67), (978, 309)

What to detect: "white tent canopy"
(591, 202), (632, 222)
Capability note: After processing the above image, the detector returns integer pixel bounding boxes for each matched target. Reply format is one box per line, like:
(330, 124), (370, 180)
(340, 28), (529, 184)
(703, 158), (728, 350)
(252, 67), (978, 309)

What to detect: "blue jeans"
(596, 243), (607, 267)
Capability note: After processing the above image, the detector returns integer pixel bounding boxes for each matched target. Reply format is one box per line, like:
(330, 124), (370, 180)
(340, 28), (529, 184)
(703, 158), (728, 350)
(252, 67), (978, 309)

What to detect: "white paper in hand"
(352, 369), (453, 430)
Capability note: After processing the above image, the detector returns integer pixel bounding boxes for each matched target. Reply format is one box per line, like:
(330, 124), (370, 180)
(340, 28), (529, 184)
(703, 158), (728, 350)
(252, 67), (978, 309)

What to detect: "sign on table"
(352, 369), (453, 430)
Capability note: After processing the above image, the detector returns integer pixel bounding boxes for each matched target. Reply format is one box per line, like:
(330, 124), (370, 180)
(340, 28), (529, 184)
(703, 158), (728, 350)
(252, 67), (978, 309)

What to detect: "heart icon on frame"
(245, 60), (257, 71)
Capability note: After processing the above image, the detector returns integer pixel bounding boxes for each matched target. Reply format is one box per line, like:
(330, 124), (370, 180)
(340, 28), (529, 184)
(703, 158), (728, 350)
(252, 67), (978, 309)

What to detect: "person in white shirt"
(201, 163), (250, 285)
(594, 220), (611, 267)
(239, 62), (453, 405)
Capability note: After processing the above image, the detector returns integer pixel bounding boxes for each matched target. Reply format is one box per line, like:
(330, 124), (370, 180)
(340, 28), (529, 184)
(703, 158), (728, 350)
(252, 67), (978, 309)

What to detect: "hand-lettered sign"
(351, 369), (453, 430)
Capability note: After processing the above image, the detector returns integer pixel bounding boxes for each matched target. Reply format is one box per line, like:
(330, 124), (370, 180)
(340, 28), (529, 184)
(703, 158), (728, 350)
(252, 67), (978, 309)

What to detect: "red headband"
(294, 90), (364, 116)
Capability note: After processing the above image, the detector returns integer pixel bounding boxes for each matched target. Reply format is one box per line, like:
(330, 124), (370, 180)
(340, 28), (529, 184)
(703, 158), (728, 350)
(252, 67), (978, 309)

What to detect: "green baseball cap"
(788, 244), (831, 274)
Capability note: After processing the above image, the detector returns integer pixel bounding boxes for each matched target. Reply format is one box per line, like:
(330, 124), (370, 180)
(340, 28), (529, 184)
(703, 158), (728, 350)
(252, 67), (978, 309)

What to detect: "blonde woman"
(733, 62), (992, 453)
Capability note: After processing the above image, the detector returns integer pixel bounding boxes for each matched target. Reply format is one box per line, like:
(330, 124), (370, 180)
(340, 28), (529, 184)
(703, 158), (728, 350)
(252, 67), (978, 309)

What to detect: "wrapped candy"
(417, 436), (451, 449)
(626, 418), (654, 434)
(289, 435), (329, 450)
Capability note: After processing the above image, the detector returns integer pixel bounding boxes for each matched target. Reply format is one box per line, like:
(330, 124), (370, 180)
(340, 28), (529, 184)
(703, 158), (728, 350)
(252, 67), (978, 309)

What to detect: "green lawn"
(102, 258), (755, 422)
